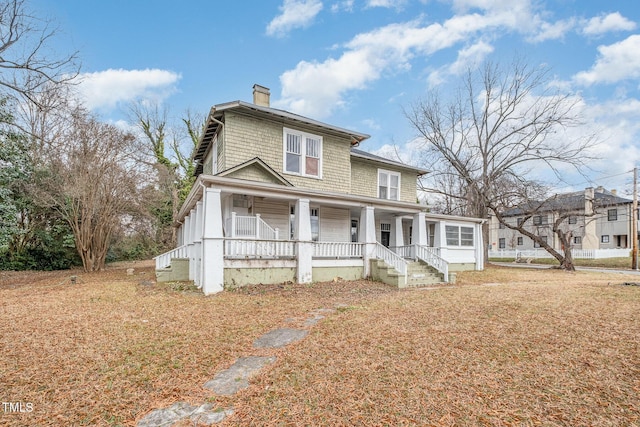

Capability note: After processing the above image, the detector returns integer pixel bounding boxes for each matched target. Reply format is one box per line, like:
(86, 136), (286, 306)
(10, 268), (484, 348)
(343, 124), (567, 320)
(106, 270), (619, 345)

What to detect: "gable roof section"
(351, 148), (429, 175)
(194, 101), (370, 175)
(216, 157), (294, 186)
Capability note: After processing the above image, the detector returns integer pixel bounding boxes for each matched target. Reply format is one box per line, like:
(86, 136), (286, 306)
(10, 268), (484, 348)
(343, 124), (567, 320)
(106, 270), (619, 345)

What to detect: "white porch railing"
(225, 239), (296, 259)
(313, 242), (364, 258)
(489, 248), (631, 260)
(224, 213), (279, 240)
(415, 245), (449, 282)
(389, 245), (412, 258)
(375, 243), (408, 276)
(154, 244), (189, 269)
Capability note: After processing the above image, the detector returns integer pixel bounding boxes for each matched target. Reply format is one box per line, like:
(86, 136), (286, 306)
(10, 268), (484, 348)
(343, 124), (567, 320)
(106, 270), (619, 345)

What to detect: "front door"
(381, 222), (391, 247)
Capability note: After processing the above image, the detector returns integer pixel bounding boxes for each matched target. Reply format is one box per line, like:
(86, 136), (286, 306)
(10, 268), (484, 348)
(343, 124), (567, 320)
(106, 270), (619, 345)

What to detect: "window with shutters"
(283, 128), (322, 178)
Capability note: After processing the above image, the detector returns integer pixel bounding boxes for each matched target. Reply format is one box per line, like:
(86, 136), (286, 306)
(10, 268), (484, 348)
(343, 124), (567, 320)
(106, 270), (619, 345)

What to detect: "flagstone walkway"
(137, 306), (342, 426)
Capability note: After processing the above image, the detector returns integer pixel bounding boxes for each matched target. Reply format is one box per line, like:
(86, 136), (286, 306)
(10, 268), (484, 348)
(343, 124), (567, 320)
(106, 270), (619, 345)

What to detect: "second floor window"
(608, 209), (617, 221)
(378, 169), (400, 200)
(533, 215), (547, 226)
(284, 128), (322, 178)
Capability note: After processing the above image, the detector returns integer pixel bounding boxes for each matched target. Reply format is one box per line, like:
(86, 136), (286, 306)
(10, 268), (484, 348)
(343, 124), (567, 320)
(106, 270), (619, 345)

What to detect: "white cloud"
(526, 18), (576, 43)
(275, 2), (539, 119)
(76, 69), (181, 111)
(266, 0), (323, 37)
(574, 35), (640, 85)
(365, 0), (407, 9)
(583, 12), (636, 36)
(331, 0), (353, 13)
(428, 40), (494, 86)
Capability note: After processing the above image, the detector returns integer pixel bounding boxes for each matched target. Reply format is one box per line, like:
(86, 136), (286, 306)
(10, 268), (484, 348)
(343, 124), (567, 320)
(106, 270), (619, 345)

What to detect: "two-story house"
(154, 85), (485, 294)
(489, 186), (637, 252)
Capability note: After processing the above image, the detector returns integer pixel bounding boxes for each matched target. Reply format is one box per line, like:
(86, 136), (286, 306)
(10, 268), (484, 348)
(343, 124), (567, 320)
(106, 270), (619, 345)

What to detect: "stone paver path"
(137, 305), (344, 426)
(137, 402), (233, 427)
(253, 327), (308, 348)
(203, 356), (276, 395)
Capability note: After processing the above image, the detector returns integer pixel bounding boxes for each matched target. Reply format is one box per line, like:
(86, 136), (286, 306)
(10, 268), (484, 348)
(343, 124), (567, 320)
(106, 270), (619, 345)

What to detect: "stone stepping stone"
(203, 356), (276, 395)
(137, 402), (233, 426)
(253, 328), (308, 348)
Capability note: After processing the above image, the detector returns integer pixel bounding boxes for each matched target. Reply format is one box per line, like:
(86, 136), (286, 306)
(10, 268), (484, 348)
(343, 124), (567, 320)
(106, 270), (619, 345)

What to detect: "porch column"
(177, 224), (183, 247)
(475, 222), (484, 270)
(201, 188), (224, 295)
(411, 212), (427, 260)
(295, 198), (313, 284)
(184, 214), (192, 279)
(393, 216), (404, 248)
(435, 221), (447, 259)
(193, 201), (203, 287)
(360, 206), (376, 278)
(189, 207), (197, 281)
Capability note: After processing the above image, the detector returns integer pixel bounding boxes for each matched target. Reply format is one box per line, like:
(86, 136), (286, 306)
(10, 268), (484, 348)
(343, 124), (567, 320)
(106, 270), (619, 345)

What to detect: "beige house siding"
(221, 112), (352, 193)
(319, 206), (350, 242)
(253, 199), (290, 238)
(350, 158), (418, 203)
(224, 164), (286, 185)
(351, 159), (378, 198)
(399, 169), (417, 203)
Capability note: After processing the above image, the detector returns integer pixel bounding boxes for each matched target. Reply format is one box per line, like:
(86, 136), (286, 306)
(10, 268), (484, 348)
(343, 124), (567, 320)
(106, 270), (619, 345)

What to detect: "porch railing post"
(231, 212), (236, 238)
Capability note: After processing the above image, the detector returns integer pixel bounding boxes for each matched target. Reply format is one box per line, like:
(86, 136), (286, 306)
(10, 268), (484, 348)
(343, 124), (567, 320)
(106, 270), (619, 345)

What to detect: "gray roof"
(502, 188), (631, 217)
(194, 101), (370, 174)
(350, 148), (429, 175)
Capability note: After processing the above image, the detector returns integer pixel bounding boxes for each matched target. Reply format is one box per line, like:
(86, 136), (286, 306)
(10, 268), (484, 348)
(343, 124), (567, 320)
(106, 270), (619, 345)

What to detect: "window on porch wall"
(310, 208), (319, 242)
(289, 205), (319, 241)
(445, 225), (474, 246)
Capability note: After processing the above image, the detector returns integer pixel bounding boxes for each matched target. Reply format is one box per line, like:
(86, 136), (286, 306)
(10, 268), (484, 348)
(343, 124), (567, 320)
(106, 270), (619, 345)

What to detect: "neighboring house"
(489, 186), (637, 251)
(155, 85), (485, 294)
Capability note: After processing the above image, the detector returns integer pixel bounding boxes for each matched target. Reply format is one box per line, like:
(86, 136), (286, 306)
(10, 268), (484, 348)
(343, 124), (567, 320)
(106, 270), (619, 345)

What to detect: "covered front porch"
(154, 175), (484, 294)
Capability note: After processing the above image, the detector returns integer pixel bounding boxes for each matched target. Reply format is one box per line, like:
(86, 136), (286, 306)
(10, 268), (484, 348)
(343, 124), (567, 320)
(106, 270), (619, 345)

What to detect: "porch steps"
(407, 261), (446, 287)
(371, 259), (446, 288)
(155, 258), (190, 283)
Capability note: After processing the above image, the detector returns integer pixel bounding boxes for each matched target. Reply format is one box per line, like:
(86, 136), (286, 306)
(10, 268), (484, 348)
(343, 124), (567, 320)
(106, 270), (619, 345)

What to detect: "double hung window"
(284, 128), (322, 178)
(378, 170), (400, 200)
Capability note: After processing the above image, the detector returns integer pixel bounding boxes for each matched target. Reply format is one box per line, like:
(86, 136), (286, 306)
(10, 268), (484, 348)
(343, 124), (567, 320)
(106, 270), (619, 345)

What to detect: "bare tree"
(0, 0), (79, 106)
(129, 103), (204, 246)
(37, 108), (142, 271)
(406, 58), (596, 267)
(493, 189), (599, 270)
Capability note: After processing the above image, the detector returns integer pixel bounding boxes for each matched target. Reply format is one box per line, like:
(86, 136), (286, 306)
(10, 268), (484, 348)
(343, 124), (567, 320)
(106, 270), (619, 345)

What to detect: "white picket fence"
(489, 248), (631, 260)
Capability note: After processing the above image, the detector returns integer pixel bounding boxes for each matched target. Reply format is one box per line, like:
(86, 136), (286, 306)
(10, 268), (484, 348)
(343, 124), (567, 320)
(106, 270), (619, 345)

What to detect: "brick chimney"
(611, 189), (617, 196)
(253, 84), (270, 107)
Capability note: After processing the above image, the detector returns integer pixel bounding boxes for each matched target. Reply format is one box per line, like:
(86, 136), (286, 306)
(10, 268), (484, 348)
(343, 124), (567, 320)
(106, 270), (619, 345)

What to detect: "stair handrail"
(375, 242), (408, 276)
(414, 244), (449, 282)
(153, 244), (190, 270)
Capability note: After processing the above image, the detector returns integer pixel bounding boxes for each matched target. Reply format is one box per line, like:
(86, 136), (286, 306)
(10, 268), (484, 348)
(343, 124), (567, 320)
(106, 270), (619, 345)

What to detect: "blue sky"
(33, 0), (640, 195)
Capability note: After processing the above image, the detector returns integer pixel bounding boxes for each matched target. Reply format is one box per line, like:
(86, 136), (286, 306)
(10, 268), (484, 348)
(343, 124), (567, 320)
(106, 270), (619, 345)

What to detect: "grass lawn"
(1, 262), (639, 426)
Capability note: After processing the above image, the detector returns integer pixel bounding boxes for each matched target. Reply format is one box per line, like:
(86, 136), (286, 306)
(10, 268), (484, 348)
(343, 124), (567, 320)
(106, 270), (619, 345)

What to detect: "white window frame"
(445, 225), (475, 247)
(283, 127), (322, 179)
(377, 169), (401, 201)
